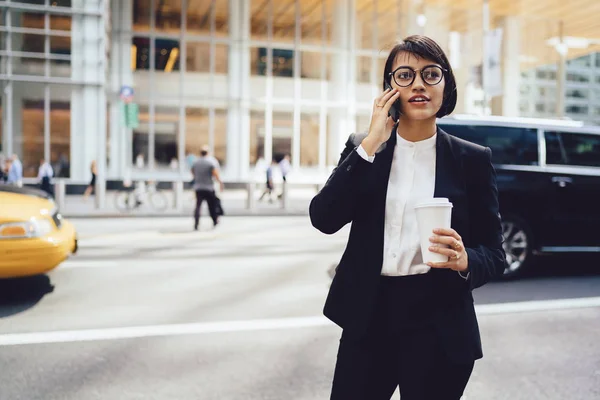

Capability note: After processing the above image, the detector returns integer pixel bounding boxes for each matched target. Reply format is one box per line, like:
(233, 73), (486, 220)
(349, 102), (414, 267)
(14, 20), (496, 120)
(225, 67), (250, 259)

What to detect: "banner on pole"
(484, 28), (503, 97)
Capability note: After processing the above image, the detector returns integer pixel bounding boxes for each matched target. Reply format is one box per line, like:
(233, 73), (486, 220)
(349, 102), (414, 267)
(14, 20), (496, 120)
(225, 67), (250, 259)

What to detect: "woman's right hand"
(362, 88), (400, 155)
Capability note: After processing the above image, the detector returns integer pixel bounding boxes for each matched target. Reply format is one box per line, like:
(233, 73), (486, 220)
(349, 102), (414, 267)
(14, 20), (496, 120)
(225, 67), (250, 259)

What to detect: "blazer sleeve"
(465, 147), (508, 290)
(309, 134), (373, 234)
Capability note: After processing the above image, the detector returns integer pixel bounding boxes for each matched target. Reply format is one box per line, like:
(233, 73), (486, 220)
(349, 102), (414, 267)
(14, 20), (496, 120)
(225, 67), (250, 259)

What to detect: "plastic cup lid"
(414, 197), (453, 209)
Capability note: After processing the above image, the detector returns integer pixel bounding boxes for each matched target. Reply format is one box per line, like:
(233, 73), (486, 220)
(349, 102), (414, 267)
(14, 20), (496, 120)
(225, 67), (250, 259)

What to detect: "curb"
(63, 211), (309, 219)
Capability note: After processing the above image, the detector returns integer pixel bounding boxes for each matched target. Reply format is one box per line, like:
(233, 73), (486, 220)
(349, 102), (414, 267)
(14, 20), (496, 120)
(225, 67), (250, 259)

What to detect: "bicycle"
(115, 180), (169, 212)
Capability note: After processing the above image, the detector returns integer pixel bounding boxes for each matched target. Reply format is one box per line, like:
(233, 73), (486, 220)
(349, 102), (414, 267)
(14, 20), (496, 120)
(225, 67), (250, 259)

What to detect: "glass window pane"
(50, 34), (71, 78)
(154, 2), (181, 33)
(153, 106), (180, 168)
(184, 107), (209, 169)
(566, 72), (589, 83)
(132, 105), (150, 168)
(155, 38), (180, 72)
(251, 0), (269, 41)
(272, 2), (295, 45)
(566, 89), (588, 99)
(251, 46), (265, 76)
(250, 110), (264, 166)
(301, 51), (321, 80)
(50, 14), (71, 31)
(132, 36), (151, 71)
(300, 112), (318, 167)
(14, 32), (45, 54)
(272, 48), (293, 77)
(214, 44), (228, 74)
(546, 131), (600, 167)
(271, 111), (292, 163)
(133, 0), (151, 32)
(355, 1), (375, 50)
(377, 1), (400, 50)
(439, 125), (539, 165)
(12, 56), (46, 76)
(22, 98), (45, 178)
(357, 56), (372, 84)
(566, 105), (588, 114)
(50, 84), (71, 178)
(544, 131), (565, 165)
(186, 0), (228, 36)
(301, 0), (323, 46)
(186, 42), (210, 73)
(214, 109), (227, 166)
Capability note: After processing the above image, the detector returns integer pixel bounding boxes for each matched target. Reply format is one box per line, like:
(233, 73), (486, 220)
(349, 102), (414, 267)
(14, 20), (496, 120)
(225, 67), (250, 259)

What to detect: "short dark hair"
(382, 35), (457, 118)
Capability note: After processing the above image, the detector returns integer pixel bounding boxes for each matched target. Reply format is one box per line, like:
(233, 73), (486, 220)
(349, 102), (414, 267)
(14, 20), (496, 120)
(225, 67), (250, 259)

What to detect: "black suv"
(438, 116), (600, 278)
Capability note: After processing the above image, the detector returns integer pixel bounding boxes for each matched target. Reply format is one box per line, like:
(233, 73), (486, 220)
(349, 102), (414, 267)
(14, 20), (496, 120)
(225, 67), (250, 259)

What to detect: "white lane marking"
(0, 316), (330, 346)
(476, 296), (600, 315)
(59, 261), (120, 269)
(1, 297), (599, 347)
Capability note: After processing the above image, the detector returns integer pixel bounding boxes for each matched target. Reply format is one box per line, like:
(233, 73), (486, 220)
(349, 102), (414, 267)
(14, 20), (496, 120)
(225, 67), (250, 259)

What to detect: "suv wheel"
(501, 215), (533, 278)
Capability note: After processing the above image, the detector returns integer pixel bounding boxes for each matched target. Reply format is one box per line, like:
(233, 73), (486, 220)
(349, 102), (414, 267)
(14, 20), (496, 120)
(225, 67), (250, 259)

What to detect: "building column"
(327, 0), (356, 166)
(423, 7), (450, 52)
(448, 32), (468, 115)
(71, 0), (107, 206)
(6, 84), (23, 159)
(109, 0), (134, 179)
(491, 16), (520, 117)
(226, 0), (251, 181)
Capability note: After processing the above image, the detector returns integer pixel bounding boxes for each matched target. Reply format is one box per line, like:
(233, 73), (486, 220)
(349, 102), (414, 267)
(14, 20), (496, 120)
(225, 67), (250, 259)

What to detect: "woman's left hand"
(427, 228), (469, 272)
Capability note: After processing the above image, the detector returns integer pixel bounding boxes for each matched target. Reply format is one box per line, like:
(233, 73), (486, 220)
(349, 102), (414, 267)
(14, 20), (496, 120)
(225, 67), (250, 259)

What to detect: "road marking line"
(59, 261), (120, 269)
(0, 297), (599, 346)
(476, 296), (600, 315)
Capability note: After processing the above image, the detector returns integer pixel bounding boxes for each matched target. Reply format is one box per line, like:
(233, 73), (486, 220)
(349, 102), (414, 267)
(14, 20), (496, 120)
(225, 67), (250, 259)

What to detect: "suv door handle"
(552, 176), (573, 188)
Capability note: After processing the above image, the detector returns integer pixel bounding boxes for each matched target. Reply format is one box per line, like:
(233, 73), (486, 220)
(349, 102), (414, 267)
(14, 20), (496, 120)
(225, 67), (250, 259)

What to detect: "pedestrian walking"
(310, 35), (507, 400)
(37, 159), (54, 196)
(277, 153), (291, 200)
(259, 159), (277, 203)
(83, 160), (97, 200)
(6, 154), (23, 187)
(191, 145), (224, 231)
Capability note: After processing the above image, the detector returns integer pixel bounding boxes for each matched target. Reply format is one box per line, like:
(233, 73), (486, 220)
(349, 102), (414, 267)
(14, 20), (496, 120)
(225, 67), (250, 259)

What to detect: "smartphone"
(384, 81), (401, 122)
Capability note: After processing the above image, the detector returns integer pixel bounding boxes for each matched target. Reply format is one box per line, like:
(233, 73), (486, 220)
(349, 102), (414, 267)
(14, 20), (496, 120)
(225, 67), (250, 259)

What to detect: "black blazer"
(309, 127), (507, 364)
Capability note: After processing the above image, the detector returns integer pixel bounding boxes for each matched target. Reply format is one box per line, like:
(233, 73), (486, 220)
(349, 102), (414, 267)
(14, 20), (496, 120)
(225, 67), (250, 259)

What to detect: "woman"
(310, 35), (506, 400)
(83, 160), (97, 200)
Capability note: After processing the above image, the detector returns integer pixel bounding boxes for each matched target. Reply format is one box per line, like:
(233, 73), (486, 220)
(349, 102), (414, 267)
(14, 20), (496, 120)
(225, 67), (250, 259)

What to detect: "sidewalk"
(60, 188), (315, 218)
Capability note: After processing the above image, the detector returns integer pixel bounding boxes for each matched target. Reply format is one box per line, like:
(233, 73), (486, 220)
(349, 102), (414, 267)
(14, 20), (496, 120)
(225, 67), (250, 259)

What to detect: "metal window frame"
(1, 1), (103, 159)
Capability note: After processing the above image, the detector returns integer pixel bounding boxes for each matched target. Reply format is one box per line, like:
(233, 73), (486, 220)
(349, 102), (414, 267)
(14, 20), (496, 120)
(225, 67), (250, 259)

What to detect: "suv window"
(545, 131), (600, 167)
(439, 124), (539, 165)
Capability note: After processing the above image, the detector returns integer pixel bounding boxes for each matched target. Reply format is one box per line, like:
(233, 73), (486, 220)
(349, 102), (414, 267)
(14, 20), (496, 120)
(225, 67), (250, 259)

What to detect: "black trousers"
(330, 274), (474, 400)
(194, 189), (218, 228)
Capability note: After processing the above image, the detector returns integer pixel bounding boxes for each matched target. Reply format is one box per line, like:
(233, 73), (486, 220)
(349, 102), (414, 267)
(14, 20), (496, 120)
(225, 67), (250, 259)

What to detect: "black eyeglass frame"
(388, 64), (448, 87)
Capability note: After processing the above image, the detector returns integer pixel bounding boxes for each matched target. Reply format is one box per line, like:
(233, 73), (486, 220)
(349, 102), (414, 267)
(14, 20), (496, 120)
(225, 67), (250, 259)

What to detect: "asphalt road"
(0, 216), (599, 400)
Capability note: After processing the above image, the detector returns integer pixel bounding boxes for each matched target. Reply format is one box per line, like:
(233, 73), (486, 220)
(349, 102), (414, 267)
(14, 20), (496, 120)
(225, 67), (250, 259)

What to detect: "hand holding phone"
(364, 86), (400, 153)
(384, 82), (401, 122)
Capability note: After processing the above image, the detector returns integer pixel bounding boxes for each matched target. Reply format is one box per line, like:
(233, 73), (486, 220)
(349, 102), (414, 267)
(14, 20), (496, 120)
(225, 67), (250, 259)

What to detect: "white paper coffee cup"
(415, 198), (453, 264)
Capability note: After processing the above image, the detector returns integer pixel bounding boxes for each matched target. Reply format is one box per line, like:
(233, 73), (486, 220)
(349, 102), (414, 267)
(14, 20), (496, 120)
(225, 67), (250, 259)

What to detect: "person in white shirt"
(310, 35), (506, 400)
(37, 159), (54, 196)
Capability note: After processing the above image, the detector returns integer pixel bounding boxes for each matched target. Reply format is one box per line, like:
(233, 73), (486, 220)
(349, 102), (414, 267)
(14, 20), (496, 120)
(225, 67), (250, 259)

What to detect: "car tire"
(501, 214), (534, 279)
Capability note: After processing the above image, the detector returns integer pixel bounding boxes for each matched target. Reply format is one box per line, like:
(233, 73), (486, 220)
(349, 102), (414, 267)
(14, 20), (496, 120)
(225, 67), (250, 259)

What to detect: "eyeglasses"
(388, 65), (447, 87)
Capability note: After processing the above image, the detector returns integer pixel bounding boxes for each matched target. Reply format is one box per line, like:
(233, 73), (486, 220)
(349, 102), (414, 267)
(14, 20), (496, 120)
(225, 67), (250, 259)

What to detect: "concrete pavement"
(0, 217), (599, 399)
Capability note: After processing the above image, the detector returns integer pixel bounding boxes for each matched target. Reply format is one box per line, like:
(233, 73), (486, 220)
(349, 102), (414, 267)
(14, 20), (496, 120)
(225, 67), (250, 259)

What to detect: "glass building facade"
(3, 0), (595, 188)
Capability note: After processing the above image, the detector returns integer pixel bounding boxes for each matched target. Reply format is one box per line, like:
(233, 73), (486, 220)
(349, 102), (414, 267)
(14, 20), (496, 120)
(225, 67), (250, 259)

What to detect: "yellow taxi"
(0, 185), (77, 278)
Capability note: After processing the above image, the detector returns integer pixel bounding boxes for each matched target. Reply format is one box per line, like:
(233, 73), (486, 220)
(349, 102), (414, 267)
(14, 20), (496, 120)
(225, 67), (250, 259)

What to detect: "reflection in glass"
(50, 87), (71, 178)
(132, 37), (180, 72)
(21, 99), (45, 177)
(300, 113), (319, 167)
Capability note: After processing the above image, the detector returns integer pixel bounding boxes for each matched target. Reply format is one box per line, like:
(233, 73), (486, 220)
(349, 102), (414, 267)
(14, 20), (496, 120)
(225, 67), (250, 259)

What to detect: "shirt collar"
(396, 131), (437, 150)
